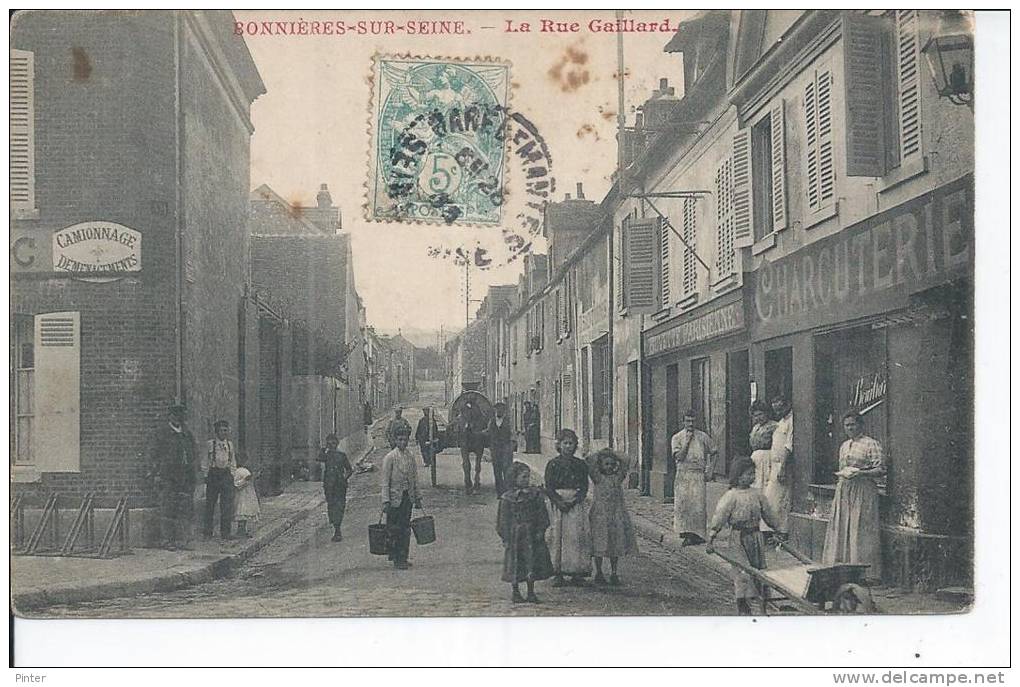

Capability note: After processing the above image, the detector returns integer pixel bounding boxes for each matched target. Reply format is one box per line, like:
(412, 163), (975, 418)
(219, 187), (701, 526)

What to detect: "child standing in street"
(497, 462), (553, 604)
(586, 448), (638, 585)
(706, 457), (783, 615)
(233, 462), (260, 538)
(544, 428), (593, 587)
(318, 434), (354, 542)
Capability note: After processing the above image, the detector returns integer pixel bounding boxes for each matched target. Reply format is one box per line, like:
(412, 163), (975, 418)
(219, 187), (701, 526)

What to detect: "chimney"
(316, 183), (332, 209)
(659, 77), (668, 92)
(564, 192), (572, 201)
(635, 111), (645, 129)
(576, 182), (584, 200)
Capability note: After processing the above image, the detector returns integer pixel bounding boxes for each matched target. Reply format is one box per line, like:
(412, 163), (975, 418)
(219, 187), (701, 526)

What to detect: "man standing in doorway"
(766, 395), (794, 534)
(150, 404), (198, 551)
(385, 406), (411, 449)
(202, 420), (237, 540)
(523, 401), (541, 454)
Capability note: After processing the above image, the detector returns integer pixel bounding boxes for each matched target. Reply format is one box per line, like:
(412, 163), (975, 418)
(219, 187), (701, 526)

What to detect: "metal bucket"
(368, 522), (388, 555)
(410, 515), (436, 545)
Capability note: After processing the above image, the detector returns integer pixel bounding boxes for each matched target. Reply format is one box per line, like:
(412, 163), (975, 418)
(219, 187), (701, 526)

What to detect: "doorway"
(726, 349), (751, 476)
(665, 363), (679, 488)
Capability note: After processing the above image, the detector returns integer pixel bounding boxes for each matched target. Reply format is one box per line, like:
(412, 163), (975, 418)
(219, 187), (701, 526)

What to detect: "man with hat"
(385, 405), (411, 449)
(150, 403), (198, 550)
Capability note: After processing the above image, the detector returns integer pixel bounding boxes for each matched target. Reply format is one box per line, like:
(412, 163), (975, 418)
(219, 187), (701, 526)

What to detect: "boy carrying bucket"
(380, 426), (423, 570)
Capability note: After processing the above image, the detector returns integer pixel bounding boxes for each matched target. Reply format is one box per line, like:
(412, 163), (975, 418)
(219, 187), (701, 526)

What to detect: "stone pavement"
(12, 455), (370, 615)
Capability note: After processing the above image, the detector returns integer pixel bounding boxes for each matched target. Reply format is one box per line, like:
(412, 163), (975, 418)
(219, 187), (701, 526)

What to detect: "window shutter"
(10, 49), (35, 213)
(896, 9), (922, 162)
(715, 158), (735, 277)
(806, 66), (836, 211)
(843, 13), (888, 176)
(659, 213), (670, 307)
(622, 216), (662, 313)
(770, 99), (788, 228)
(682, 198), (698, 297)
(731, 129), (753, 248)
(33, 312), (81, 473)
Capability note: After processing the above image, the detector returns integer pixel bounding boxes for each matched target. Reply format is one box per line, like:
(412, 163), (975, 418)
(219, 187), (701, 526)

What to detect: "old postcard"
(10, 9), (981, 631)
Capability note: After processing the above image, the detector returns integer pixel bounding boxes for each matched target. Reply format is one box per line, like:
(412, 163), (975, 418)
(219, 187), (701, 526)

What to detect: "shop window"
(764, 346), (793, 404)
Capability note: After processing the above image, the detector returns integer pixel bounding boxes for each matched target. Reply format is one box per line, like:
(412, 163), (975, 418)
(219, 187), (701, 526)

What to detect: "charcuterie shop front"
(747, 174), (974, 588)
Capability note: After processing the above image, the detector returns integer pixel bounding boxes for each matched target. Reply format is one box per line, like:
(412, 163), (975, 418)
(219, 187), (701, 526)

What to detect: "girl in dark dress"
(497, 462), (553, 603)
(544, 429), (593, 587)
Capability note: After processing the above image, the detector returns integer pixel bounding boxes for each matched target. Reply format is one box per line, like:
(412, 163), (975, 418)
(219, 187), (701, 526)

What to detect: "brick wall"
(11, 12), (179, 504)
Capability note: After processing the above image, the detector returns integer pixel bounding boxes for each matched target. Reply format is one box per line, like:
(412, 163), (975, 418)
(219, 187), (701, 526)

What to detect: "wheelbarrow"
(710, 539), (877, 615)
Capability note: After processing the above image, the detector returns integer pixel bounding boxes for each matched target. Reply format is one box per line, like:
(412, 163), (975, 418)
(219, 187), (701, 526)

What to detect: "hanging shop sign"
(750, 175), (972, 340)
(53, 222), (142, 283)
(644, 299), (745, 358)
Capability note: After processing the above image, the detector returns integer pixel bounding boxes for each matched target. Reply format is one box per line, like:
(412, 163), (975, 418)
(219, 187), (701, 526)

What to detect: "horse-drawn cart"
(426, 390), (493, 486)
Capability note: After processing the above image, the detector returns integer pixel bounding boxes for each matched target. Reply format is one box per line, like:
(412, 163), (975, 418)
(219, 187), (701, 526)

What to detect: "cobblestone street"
(39, 405), (734, 618)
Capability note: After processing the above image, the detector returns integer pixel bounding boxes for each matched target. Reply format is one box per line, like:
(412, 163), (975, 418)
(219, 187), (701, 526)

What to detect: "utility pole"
(608, 9), (626, 449)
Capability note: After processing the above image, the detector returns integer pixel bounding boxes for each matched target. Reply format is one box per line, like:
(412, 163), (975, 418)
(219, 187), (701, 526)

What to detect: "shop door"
(665, 363), (679, 479)
(814, 328), (888, 483)
(726, 350), (751, 474)
(580, 346), (591, 444)
(764, 347), (793, 404)
(626, 361), (640, 464)
(691, 357), (711, 431)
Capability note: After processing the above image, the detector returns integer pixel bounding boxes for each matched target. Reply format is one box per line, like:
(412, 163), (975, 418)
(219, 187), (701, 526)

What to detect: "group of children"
(495, 428), (638, 604)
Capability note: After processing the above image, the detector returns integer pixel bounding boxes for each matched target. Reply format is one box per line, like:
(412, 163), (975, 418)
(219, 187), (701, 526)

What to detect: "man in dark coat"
(415, 407), (441, 467)
(150, 404), (198, 551)
(486, 402), (514, 496)
(523, 402), (541, 454)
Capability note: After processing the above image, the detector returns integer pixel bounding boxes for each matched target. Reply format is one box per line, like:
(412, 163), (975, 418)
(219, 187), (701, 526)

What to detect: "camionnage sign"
(52, 222), (142, 280)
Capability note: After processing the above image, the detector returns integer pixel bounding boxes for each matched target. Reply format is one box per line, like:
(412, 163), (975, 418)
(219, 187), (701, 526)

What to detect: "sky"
(236, 9), (689, 331)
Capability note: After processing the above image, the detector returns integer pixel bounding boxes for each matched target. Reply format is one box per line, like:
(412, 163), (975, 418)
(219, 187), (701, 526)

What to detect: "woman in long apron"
(822, 411), (886, 583)
(544, 429), (593, 587)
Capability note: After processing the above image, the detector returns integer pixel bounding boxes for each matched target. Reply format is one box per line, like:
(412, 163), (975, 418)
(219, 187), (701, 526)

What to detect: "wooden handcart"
(711, 540), (876, 615)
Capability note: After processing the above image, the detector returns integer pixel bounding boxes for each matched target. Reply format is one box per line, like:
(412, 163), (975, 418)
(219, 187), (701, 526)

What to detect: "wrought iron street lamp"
(921, 10), (974, 108)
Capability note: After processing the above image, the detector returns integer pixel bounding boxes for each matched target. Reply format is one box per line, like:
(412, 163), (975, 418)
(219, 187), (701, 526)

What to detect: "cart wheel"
(430, 456), (437, 487)
(833, 583), (877, 614)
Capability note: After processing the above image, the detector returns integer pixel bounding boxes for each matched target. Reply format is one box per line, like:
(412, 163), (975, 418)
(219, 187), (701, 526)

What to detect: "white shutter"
(731, 128), (753, 248)
(659, 213), (671, 307)
(770, 99), (787, 230)
(10, 49), (36, 213)
(817, 67), (835, 206)
(682, 198), (698, 297)
(806, 66), (836, 212)
(896, 9), (922, 162)
(622, 216), (662, 313)
(33, 312), (81, 473)
(715, 158), (735, 277)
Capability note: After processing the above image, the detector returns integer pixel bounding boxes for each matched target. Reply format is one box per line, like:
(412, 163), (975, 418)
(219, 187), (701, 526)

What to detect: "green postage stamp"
(367, 55), (511, 226)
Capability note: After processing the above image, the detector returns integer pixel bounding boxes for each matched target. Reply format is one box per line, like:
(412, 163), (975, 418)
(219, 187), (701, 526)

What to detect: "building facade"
(10, 11), (265, 532)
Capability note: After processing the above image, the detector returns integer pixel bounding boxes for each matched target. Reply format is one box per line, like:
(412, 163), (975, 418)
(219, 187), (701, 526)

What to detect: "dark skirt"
(325, 484), (347, 525)
(502, 523), (554, 583)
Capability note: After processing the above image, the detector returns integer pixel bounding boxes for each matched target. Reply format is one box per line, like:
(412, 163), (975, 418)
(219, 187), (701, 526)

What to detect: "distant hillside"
(374, 326), (461, 349)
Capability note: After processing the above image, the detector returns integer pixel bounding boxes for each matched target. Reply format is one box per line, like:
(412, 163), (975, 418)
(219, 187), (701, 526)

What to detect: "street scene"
(11, 9), (976, 624)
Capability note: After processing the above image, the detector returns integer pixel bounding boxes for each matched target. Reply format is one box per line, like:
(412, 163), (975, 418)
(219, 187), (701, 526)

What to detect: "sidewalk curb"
(13, 443), (376, 614)
(629, 509), (733, 588)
